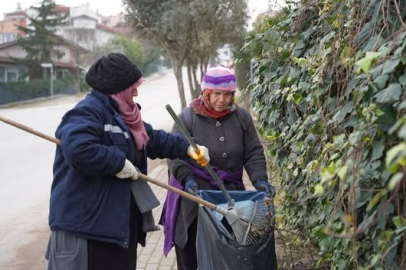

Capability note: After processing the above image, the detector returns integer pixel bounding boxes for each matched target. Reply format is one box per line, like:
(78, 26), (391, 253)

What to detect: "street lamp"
(41, 63), (54, 99)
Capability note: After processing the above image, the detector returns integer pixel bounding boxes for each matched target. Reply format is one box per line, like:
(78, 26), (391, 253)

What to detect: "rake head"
(217, 198), (274, 245)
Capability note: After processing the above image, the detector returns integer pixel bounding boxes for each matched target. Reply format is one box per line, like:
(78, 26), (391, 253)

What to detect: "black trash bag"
(196, 190), (277, 270)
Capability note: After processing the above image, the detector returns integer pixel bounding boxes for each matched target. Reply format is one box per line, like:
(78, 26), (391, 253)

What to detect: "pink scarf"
(111, 87), (149, 150)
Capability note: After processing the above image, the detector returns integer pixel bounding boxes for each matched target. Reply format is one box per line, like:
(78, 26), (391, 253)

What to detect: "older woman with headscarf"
(160, 66), (277, 270)
(45, 53), (209, 270)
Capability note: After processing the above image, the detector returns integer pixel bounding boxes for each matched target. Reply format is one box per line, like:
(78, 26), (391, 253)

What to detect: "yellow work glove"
(187, 145), (210, 166)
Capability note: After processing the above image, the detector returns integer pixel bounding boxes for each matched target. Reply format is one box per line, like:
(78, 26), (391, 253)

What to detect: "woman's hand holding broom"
(187, 145), (210, 166)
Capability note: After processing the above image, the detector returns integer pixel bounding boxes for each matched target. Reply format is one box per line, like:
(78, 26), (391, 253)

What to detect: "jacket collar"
(91, 89), (125, 117)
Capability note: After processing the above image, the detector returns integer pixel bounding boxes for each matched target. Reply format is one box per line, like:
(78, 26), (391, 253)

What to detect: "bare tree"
(123, 0), (248, 109)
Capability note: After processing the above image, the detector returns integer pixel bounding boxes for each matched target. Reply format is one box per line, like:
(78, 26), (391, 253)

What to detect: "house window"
(6, 70), (18, 81)
(0, 66), (26, 82)
(0, 33), (17, 43)
(56, 69), (70, 79)
(0, 67), (5, 81)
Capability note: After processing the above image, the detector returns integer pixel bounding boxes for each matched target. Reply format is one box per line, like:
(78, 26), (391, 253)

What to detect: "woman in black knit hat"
(45, 53), (210, 270)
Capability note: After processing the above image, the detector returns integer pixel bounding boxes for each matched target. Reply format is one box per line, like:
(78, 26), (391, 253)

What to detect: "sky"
(0, 0), (286, 22)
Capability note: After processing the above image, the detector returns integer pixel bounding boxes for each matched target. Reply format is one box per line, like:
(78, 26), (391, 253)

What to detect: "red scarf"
(111, 87), (149, 150)
(190, 89), (234, 118)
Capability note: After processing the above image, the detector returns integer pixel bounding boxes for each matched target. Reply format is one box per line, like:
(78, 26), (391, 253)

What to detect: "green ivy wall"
(244, 0), (406, 269)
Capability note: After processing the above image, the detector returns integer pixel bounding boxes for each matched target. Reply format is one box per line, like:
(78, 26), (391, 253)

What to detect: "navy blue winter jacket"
(49, 89), (189, 247)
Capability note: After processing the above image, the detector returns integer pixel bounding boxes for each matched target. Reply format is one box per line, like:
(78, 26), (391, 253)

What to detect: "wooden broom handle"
(133, 173), (217, 209)
(0, 115), (217, 210)
(0, 115), (61, 145)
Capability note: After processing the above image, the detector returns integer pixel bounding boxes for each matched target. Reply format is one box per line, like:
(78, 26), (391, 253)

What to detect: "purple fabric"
(190, 165), (245, 191)
(160, 174), (183, 257)
(202, 75), (236, 84)
(160, 165), (244, 256)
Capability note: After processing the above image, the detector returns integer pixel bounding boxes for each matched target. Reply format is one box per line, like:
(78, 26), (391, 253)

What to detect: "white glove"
(187, 144), (210, 166)
(115, 159), (138, 179)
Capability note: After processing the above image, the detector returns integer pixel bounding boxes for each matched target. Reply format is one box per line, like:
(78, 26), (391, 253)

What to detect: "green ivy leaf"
(356, 190), (373, 209)
(314, 184), (324, 195)
(382, 57), (401, 75)
(395, 225), (406, 235)
(373, 74), (389, 89)
(398, 100), (406, 110)
(392, 216), (406, 229)
(358, 210), (377, 230)
(399, 125), (406, 140)
(367, 191), (387, 212)
(349, 131), (362, 145)
(293, 93), (302, 105)
(371, 141), (384, 161)
(337, 166), (348, 180)
(291, 56), (307, 66)
(386, 143), (406, 168)
(329, 103), (353, 125)
(375, 83), (402, 104)
(399, 74), (406, 86)
(370, 254), (381, 266)
(388, 117), (406, 134)
(330, 153), (340, 160)
(377, 203), (393, 229)
(388, 172), (403, 191)
(355, 51), (381, 74)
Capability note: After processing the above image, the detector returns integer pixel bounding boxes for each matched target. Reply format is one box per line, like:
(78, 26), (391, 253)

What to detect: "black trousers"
(88, 197), (142, 270)
(175, 218), (198, 270)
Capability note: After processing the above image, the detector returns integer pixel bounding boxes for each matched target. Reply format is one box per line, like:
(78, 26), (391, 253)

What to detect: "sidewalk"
(137, 160), (255, 270)
(136, 160), (177, 270)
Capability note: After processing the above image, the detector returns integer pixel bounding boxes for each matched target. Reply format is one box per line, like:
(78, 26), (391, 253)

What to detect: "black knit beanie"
(85, 53), (143, 94)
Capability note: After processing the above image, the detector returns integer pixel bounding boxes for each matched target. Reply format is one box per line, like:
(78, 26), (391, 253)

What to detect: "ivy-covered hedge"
(245, 0), (406, 269)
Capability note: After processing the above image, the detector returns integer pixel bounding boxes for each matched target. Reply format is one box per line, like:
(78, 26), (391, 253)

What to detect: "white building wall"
(24, 8), (37, 32)
(72, 18), (97, 29)
(0, 45), (27, 58)
(70, 3), (99, 22)
(216, 44), (233, 67)
(95, 30), (115, 46)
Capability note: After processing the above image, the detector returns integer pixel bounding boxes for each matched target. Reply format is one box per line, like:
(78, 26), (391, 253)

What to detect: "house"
(216, 44), (234, 68)
(2, 3), (126, 52)
(0, 4), (26, 44)
(0, 36), (87, 82)
(100, 12), (131, 36)
(55, 3), (124, 52)
(0, 2), (135, 81)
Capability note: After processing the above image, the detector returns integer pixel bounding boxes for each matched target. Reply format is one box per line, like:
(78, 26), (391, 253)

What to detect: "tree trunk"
(199, 62), (205, 82)
(29, 64), (42, 80)
(186, 61), (195, 95)
(173, 62), (187, 110)
(192, 63), (200, 99)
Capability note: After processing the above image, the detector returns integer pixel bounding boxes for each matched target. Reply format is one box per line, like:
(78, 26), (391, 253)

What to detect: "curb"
(0, 94), (73, 109)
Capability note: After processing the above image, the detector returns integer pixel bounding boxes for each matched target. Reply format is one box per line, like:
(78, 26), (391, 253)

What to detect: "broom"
(165, 104), (273, 244)
(0, 115), (272, 244)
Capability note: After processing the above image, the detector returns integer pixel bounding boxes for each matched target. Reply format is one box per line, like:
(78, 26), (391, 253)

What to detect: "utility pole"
(41, 63), (54, 99)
